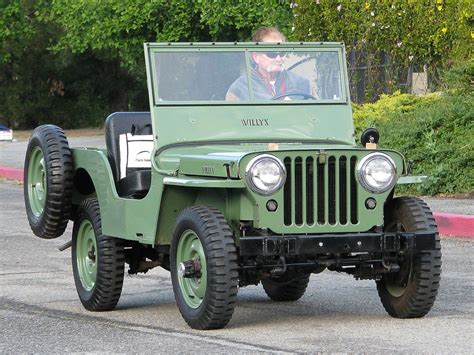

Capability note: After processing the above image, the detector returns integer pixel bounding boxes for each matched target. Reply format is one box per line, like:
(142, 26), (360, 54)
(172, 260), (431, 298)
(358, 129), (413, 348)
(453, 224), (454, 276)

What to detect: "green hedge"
(353, 62), (473, 195)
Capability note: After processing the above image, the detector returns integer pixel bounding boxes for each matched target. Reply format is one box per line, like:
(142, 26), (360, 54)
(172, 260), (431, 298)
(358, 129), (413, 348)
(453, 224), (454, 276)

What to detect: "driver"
(226, 27), (310, 101)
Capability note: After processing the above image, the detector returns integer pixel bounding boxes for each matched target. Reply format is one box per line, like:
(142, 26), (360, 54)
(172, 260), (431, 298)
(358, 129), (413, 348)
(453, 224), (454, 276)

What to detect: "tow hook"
(178, 259), (202, 278)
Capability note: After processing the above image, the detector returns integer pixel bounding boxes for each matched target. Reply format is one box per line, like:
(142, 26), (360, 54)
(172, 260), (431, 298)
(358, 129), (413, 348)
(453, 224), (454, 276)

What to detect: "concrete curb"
(0, 166), (23, 181)
(1, 166), (472, 238)
(433, 213), (474, 238)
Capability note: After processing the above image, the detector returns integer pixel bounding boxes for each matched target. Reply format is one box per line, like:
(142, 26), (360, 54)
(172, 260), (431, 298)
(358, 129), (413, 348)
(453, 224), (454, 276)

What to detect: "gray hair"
(251, 27), (287, 42)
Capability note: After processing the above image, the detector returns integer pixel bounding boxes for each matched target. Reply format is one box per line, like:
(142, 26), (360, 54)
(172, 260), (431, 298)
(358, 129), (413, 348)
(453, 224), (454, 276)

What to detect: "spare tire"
(24, 125), (73, 239)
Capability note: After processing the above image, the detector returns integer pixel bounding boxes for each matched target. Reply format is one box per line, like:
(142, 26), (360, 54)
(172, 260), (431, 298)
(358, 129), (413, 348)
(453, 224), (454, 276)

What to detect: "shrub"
(353, 62), (473, 195)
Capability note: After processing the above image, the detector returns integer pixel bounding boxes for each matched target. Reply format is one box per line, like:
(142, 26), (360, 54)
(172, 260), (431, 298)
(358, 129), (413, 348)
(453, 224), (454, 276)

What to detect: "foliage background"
(353, 60), (473, 195)
(291, 0), (472, 102)
(0, 0), (291, 128)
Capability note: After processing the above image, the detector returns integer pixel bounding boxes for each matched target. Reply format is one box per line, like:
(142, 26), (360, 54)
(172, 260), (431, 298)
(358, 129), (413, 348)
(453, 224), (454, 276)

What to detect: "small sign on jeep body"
(24, 42), (441, 330)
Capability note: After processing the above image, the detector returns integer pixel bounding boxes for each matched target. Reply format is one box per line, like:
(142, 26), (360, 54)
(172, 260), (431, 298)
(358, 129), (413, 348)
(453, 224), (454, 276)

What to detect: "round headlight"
(245, 155), (286, 195)
(357, 153), (397, 193)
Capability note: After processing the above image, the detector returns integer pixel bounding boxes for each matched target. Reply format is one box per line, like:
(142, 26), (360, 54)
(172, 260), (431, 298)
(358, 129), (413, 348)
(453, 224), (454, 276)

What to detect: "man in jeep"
(226, 27), (311, 100)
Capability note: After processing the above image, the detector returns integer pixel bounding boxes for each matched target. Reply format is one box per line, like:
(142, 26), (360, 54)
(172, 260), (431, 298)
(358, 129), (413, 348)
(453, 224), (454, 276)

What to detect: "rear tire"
(376, 197), (442, 318)
(24, 125), (73, 239)
(72, 198), (125, 311)
(262, 273), (310, 302)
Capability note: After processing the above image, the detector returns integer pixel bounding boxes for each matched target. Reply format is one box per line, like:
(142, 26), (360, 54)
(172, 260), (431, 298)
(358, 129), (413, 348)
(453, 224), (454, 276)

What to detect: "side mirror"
(360, 128), (380, 148)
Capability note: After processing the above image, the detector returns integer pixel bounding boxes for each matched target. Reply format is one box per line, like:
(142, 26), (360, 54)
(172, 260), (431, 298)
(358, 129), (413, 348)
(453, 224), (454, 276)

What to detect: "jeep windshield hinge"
(318, 150), (327, 164)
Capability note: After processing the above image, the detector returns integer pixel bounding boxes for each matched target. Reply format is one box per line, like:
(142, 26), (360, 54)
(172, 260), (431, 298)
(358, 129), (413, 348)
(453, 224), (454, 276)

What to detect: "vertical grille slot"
(339, 156), (347, 224)
(317, 159), (325, 224)
(282, 154), (359, 227)
(328, 156), (336, 225)
(294, 157), (303, 226)
(283, 157), (292, 226)
(350, 156), (358, 224)
(306, 157), (314, 225)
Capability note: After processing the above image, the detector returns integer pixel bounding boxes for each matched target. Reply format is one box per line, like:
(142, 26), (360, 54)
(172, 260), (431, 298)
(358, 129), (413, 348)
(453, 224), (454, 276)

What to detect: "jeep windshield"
(145, 43), (354, 148)
(149, 46), (346, 103)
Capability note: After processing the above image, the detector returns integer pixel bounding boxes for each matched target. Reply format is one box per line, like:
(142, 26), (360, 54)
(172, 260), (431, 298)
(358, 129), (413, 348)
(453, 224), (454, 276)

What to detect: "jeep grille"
(283, 155), (358, 226)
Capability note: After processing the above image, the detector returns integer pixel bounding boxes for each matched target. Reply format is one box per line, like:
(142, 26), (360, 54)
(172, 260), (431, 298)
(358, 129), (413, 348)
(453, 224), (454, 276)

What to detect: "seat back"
(105, 112), (152, 182)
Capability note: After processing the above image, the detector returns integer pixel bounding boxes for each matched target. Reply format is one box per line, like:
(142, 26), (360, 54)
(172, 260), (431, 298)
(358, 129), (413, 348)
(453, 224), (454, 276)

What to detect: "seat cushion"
(105, 112), (152, 182)
(117, 170), (151, 198)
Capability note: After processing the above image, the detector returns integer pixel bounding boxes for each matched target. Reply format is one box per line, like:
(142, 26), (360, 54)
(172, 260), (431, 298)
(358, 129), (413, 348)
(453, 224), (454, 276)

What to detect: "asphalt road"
(0, 181), (473, 353)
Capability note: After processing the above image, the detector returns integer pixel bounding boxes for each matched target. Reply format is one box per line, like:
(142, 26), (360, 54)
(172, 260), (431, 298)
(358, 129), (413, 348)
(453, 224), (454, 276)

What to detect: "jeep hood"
(156, 142), (358, 179)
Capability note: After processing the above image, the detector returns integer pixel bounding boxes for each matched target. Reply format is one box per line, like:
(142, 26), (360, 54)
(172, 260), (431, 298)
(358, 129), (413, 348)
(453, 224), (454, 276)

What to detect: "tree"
(1, 1), (150, 128)
(291, 0), (472, 102)
(2, 1), (293, 128)
(45, 0), (292, 74)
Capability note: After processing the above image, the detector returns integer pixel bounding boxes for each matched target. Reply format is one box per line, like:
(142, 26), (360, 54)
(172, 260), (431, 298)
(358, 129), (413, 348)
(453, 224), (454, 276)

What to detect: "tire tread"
(24, 125), (73, 239)
(72, 198), (124, 312)
(377, 196), (442, 318)
(171, 206), (238, 330)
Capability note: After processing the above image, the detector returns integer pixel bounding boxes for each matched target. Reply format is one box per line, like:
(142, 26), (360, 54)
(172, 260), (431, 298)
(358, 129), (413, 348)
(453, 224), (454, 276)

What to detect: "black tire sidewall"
(382, 197), (427, 301)
(23, 125), (73, 239)
(377, 196), (441, 317)
(72, 200), (100, 305)
(170, 206), (238, 329)
(262, 273), (310, 301)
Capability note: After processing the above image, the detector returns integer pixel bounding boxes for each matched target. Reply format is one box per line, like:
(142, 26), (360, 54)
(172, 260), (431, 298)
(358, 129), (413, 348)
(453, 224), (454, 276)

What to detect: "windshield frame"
(145, 42), (350, 106)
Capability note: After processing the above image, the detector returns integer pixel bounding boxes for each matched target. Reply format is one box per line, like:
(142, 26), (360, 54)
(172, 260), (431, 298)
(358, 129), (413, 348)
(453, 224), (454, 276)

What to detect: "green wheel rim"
(176, 230), (207, 309)
(27, 147), (47, 217)
(76, 220), (98, 291)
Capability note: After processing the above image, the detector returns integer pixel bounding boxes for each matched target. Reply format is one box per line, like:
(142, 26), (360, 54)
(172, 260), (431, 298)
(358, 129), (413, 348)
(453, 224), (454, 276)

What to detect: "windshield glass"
(153, 50), (343, 102)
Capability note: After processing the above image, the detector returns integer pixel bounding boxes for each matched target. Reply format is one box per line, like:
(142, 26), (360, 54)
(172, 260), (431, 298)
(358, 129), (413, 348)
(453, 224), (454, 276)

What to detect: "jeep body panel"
(72, 148), (162, 245)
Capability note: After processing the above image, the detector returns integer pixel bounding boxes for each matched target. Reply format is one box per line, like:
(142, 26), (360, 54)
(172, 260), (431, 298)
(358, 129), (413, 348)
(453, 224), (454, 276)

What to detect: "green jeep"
(24, 42), (441, 330)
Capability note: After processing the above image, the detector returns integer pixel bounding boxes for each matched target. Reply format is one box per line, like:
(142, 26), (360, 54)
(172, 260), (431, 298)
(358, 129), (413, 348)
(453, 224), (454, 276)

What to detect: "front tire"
(72, 198), (125, 311)
(376, 197), (442, 318)
(170, 206), (238, 330)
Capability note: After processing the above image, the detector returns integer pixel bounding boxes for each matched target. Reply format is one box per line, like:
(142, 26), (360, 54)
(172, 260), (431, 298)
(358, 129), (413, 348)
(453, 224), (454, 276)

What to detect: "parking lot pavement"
(422, 196), (473, 216)
(0, 136), (105, 169)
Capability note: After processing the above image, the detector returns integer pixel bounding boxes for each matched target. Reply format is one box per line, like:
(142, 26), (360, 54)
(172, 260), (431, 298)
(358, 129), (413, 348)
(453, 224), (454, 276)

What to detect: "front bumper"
(239, 231), (437, 257)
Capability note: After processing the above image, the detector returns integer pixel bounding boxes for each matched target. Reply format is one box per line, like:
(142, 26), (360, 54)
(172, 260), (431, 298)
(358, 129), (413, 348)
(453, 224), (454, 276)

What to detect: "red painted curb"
(0, 167), (23, 181)
(0, 166), (472, 238)
(433, 212), (474, 238)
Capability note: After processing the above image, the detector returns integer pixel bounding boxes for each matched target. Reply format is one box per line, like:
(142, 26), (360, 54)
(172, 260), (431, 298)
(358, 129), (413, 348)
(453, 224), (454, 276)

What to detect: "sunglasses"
(264, 52), (285, 58)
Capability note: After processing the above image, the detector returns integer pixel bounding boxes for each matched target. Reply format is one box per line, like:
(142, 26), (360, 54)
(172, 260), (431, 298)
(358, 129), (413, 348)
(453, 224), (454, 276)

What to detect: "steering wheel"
(272, 92), (317, 100)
